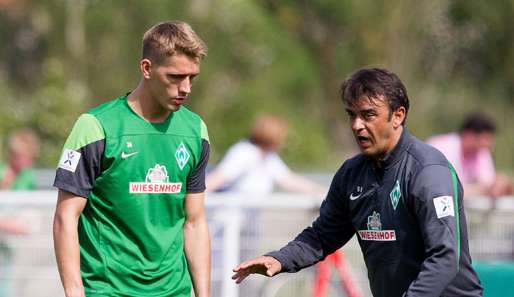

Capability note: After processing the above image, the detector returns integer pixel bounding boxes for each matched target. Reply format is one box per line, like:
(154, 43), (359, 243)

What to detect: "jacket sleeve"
(404, 164), (462, 297)
(266, 167), (355, 272)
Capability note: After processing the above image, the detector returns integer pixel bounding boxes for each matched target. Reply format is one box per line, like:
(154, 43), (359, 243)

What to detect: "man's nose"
(352, 117), (365, 131)
(179, 77), (191, 94)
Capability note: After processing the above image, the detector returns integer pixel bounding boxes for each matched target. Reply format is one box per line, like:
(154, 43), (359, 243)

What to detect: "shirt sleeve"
(53, 114), (105, 198)
(266, 166), (355, 272)
(404, 163), (463, 297)
(215, 142), (256, 182)
(186, 139), (210, 193)
(268, 153), (291, 181)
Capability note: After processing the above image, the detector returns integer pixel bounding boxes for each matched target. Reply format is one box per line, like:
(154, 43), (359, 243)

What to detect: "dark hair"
(460, 112), (496, 134)
(340, 68), (410, 125)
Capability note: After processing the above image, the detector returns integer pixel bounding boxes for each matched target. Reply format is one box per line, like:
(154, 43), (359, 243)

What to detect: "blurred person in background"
(0, 129), (37, 297)
(0, 216), (28, 297)
(0, 129), (39, 190)
(0, 128), (37, 236)
(53, 21), (210, 297)
(206, 113), (326, 296)
(232, 68), (483, 297)
(206, 113), (325, 195)
(427, 112), (513, 198)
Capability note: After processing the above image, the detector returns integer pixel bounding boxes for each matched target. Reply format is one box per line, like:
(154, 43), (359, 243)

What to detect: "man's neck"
(127, 82), (172, 123)
(373, 126), (404, 168)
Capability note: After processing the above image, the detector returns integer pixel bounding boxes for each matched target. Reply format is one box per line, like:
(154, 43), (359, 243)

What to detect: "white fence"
(0, 191), (513, 297)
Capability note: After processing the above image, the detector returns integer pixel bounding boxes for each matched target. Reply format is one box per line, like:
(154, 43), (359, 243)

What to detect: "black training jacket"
(267, 129), (483, 297)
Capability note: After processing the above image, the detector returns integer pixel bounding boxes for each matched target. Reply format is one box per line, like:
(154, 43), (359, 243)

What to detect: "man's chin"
(166, 104), (181, 112)
(360, 147), (375, 157)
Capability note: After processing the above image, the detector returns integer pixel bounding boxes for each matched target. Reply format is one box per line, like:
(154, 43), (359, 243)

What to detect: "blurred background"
(1, 0), (514, 170)
(1, 1), (514, 297)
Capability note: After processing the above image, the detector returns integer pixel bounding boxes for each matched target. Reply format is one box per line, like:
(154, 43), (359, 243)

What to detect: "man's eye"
(168, 74), (184, 80)
(364, 113), (375, 119)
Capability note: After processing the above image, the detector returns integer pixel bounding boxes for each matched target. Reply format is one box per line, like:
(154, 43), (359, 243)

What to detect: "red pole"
(312, 255), (331, 297)
(332, 251), (362, 297)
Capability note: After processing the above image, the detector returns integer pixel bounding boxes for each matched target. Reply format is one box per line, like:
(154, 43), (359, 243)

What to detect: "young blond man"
(53, 21), (211, 297)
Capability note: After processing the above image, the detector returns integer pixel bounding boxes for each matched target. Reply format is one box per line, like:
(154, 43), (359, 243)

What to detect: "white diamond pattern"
(175, 142), (190, 170)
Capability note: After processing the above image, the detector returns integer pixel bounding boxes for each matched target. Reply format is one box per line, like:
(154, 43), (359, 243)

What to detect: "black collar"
(373, 128), (411, 169)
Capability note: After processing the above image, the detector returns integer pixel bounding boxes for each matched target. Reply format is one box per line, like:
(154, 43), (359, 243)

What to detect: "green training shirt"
(54, 95), (210, 297)
(0, 164), (36, 190)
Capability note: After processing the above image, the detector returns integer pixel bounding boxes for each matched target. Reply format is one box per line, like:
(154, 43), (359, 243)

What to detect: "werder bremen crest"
(367, 211), (382, 231)
(390, 179), (401, 210)
(175, 142), (190, 170)
(145, 164), (169, 183)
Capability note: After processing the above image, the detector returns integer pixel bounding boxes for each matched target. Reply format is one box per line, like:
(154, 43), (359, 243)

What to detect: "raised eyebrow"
(345, 108), (375, 115)
(361, 108), (376, 114)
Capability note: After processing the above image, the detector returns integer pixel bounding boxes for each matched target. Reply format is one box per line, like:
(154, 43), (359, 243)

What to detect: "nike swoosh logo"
(121, 151), (138, 159)
(349, 193), (362, 200)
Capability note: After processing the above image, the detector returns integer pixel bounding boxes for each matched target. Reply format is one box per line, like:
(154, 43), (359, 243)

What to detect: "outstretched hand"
(232, 256), (282, 284)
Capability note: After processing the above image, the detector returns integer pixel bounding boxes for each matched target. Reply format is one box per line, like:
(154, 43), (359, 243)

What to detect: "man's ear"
(140, 59), (152, 79)
(392, 107), (406, 128)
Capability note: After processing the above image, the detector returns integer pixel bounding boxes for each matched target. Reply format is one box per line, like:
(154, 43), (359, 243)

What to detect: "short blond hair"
(8, 129), (39, 159)
(249, 114), (289, 151)
(142, 21), (207, 64)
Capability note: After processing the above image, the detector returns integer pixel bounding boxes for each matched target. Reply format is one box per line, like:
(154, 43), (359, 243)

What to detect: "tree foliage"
(0, 0), (513, 171)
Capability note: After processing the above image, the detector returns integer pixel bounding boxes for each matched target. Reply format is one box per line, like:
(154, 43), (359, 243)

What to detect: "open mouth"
(356, 135), (372, 147)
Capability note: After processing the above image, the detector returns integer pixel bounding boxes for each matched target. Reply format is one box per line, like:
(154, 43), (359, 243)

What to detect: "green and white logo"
(175, 142), (190, 170)
(145, 164), (169, 183)
(390, 179), (401, 210)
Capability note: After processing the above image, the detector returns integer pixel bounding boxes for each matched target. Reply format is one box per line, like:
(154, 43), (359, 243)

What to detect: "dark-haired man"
(428, 113), (513, 198)
(232, 68), (483, 297)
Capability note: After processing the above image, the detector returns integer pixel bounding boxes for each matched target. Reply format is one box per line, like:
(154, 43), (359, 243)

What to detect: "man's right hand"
(231, 256), (282, 284)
